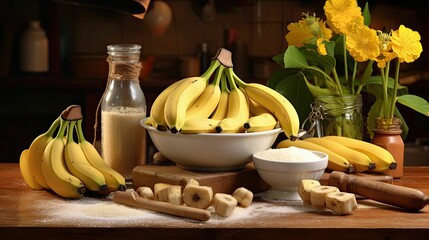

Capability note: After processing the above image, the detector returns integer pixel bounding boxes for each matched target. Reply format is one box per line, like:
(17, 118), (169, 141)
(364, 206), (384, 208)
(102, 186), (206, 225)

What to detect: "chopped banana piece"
(154, 183), (171, 200)
(325, 192), (357, 215)
(136, 186), (154, 199)
(183, 185), (213, 209)
(184, 178), (200, 188)
(156, 184), (183, 205)
(232, 187), (253, 208)
(310, 185), (339, 208)
(213, 193), (237, 217)
(298, 179), (321, 205)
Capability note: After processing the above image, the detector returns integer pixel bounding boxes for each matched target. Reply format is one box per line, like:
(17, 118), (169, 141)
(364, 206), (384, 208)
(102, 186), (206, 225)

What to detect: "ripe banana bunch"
(146, 48), (299, 138)
(19, 105), (126, 199)
(298, 179), (357, 215)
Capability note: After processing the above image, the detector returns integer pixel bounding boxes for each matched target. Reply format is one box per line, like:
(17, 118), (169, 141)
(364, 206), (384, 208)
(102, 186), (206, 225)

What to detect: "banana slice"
(298, 179), (321, 205)
(183, 178), (200, 188)
(325, 192), (358, 215)
(213, 193), (237, 217)
(310, 185), (339, 208)
(155, 183), (183, 205)
(183, 185), (213, 209)
(154, 183), (171, 200)
(136, 186), (154, 199)
(232, 187), (253, 208)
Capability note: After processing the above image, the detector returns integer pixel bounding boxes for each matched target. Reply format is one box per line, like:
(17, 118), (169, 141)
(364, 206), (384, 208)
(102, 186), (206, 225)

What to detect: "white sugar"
(253, 147), (321, 162)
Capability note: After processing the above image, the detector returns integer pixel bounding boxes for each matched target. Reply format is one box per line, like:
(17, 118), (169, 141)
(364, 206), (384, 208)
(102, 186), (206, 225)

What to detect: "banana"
(42, 118), (86, 199)
(149, 79), (186, 131)
(210, 73), (230, 120)
(136, 186), (154, 199)
(19, 149), (44, 190)
(27, 117), (61, 189)
(76, 119), (126, 192)
(325, 192), (357, 215)
(156, 184), (183, 205)
(154, 183), (172, 200)
(182, 185), (214, 209)
(304, 137), (376, 172)
(298, 179), (321, 205)
(310, 185), (339, 208)
(164, 59), (221, 133)
(244, 113), (278, 132)
(248, 96), (271, 116)
(64, 121), (107, 192)
(213, 193), (237, 217)
(277, 139), (355, 173)
(216, 68), (249, 133)
(323, 136), (397, 172)
(232, 187), (253, 208)
(185, 65), (225, 121)
(233, 71), (300, 139)
(180, 118), (220, 134)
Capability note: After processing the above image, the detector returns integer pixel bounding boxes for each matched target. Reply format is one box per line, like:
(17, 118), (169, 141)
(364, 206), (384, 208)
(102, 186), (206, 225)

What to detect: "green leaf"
(363, 2), (371, 26)
(272, 53), (284, 66)
(267, 68), (300, 89)
(397, 94), (429, 117)
(302, 48), (336, 71)
(284, 46), (309, 68)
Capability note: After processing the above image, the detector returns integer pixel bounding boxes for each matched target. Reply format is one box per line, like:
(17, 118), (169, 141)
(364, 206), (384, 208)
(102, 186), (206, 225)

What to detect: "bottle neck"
(108, 58), (141, 82)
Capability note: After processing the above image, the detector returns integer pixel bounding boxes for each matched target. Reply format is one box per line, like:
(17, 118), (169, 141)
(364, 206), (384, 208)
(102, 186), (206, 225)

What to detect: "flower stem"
(343, 35), (348, 84)
(389, 58), (401, 119)
(351, 61), (358, 95)
(380, 64), (390, 118)
(332, 68), (344, 97)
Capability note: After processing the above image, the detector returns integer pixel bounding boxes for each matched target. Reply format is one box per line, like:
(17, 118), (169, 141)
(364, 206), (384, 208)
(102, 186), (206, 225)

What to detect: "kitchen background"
(0, 0), (428, 164)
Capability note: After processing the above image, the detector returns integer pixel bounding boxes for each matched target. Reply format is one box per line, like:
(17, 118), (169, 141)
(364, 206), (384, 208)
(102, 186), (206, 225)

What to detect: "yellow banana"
(248, 96), (271, 116)
(304, 137), (376, 172)
(185, 65), (225, 121)
(19, 149), (44, 190)
(277, 139), (355, 173)
(244, 113), (278, 132)
(180, 118), (220, 133)
(64, 121), (107, 192)
(216, 68), (249, 133)
(210, 72), (230, 120)
(149, 79), (186, 131)
(42, 118), (86, 199)
(164, 59), (221, 133)
(76, 119), (126, 192)
(233, 71), (300, 139)
(323, 136), (397, 172)
(27, 117), (60, 189)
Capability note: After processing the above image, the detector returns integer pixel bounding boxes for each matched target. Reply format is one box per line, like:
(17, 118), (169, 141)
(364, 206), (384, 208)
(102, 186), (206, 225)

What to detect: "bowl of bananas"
(142, 120), (282, 171)
(252, 147), (328, 201)
(142, 48), (300, 171)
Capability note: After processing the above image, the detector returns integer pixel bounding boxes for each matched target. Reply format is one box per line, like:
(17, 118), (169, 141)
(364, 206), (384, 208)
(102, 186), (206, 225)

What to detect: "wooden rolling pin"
(328, 171), (429, 211)
(113, 190), (211, 221)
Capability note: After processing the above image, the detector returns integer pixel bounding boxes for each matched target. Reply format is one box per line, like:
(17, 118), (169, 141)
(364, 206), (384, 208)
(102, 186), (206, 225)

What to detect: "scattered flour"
(253, 147), (322, 162)
(35, 193), (328, 227)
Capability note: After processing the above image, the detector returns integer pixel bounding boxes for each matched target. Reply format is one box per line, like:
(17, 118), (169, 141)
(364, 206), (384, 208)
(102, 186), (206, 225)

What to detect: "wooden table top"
(1, 163), (429, 240)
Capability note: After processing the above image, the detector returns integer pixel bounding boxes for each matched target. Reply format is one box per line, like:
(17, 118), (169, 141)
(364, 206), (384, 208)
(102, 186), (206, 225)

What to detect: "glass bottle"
(101, 44), (147, 180)
(313, 94), (363, 139)
(371, 117), (404, 178)
(20, 20), (48, 72)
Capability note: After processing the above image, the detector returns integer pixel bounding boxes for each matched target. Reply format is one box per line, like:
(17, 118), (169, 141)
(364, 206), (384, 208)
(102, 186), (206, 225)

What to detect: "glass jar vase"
(371, 117), (404, 178)
(313, 94), (363, 139)
(101, 44), (147, 180)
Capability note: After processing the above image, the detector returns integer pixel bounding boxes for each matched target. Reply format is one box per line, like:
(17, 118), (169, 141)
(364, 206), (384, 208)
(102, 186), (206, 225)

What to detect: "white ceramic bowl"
(141, 118), (282, 171)
(252, 149), (328, 201)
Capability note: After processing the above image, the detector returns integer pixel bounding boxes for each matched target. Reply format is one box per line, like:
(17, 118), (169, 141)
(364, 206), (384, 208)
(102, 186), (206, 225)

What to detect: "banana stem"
(55, 118), (70, 140)
(66, 120), (76, 144)
(212, 65), (225, 87)
(200, 60), (221, 80)
(220, 72), (230, 93)
(45, 116), (61, 137)
(76, 119), (86, 143)
(225, 68), (239, 91)
(231, 71), (247, 88)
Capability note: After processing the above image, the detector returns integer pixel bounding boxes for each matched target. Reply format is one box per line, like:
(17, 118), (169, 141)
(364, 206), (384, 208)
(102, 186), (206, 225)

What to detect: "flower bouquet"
(269, 0), (429, 140)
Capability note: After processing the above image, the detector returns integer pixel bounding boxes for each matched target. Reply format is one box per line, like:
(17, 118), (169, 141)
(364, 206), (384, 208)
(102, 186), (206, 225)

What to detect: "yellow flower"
(285, 20), (314, 47)
(316, 38), (328, 55)
(324, 0), (363, 34)
(375, 31), (397, 69)
(346, 23), (379, 62)
(391, 25), (423, 63)
(286, 13), (332, 47)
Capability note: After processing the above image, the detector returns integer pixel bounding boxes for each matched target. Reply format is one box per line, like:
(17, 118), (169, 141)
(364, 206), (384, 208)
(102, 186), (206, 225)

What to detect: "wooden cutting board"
(132, 163), (271, 194)
(132, 164), (393, 194)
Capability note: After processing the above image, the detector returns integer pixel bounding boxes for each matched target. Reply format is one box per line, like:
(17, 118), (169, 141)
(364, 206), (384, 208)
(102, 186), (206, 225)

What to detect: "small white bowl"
(141, 118), (282, 171)
(252, 148), (328, 201)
